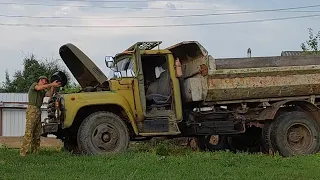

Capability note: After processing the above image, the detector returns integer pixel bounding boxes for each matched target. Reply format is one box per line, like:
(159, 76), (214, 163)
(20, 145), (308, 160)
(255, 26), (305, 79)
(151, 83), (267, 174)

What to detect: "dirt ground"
(0, 136), (200, 150)
(0, 136), (62, 149)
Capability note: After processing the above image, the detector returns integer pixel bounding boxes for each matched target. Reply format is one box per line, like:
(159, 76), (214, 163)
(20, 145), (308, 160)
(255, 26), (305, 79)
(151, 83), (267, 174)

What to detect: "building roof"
(281, 51), (303, 56)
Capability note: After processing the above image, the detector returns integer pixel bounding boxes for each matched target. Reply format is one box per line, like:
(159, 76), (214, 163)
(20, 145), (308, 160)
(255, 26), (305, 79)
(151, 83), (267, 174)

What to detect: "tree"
(1, 54), (75, 93)
(61, 82), (82, 94)
(0, 71), (14, 92)
(301, 28), (320, 54)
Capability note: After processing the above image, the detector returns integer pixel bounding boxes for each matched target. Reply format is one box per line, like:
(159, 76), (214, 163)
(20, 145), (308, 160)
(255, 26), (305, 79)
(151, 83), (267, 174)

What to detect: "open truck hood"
(59, 43), (108, 88)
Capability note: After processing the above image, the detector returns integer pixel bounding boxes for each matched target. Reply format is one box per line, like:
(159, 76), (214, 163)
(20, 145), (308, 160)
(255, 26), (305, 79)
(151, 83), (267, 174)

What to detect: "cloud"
(0, 0), (320, 82)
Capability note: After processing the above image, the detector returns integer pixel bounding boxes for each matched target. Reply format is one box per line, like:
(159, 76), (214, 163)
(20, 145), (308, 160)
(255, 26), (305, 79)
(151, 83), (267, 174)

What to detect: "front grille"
(47, 98), (57, 118)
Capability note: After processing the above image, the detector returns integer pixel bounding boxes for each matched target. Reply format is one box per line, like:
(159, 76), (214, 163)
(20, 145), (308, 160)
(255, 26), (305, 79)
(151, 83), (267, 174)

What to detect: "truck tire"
(261, 120), (276, 154)
(271, 111), (320, 157)
(195, 135), (229, 151)
(77, 111), (130, 155)
(63, 139), (80, 154)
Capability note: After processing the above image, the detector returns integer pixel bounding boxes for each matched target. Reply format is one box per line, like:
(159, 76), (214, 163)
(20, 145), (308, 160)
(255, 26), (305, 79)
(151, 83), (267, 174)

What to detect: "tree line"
(0, 54), (80, 93)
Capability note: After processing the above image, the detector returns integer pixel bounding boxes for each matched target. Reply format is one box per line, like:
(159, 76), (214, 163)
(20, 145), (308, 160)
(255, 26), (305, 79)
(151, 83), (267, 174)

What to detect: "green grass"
(1, 141), (320, 180)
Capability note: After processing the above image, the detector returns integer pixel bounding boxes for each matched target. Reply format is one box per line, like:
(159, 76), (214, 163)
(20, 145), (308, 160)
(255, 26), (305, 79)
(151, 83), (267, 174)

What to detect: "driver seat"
(146, 70), (172, 107)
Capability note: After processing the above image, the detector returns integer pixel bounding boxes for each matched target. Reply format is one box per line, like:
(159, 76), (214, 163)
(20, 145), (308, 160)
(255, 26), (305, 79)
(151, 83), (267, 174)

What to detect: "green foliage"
(2, 148), (320, 179)
(301, 28), (320, 54)
(60, 82), (82, 94)
(0, 143), (8, 150)
(1, 54), (74, 93)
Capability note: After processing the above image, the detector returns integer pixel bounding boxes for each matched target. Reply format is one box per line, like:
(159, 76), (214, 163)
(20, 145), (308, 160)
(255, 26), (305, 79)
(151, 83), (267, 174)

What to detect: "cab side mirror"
(105, 56), (115, 68)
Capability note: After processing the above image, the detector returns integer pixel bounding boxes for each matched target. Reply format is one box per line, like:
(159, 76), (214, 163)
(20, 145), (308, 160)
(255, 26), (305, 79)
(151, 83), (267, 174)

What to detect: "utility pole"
(247, 48), (252, 58)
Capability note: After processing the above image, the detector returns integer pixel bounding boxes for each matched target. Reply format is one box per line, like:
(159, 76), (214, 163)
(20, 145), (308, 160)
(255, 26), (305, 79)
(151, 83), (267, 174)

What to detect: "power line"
(0, 5), (319, 20)
(0, 2), (215, 10)
(0, 14), (319, 28)
(0, 10), (319, 20)
(50, 0), (206, 2)
(2, 2), (319, 11)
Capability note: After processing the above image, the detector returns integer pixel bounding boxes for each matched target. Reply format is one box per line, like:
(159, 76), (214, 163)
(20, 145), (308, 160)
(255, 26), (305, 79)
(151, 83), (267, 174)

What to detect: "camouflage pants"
(20, 105), (42, 156)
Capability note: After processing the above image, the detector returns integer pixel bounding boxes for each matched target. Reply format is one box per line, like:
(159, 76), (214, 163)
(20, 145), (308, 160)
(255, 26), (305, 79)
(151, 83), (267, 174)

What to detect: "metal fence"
(0, 93), (49, 136)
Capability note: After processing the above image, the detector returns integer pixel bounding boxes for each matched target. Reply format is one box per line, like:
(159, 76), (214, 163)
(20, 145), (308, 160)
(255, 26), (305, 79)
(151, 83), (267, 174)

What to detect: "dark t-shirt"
(28, 82), (46, 108)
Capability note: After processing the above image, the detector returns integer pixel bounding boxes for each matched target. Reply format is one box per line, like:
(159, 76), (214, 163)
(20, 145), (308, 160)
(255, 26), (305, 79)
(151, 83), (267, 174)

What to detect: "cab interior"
(141, 54), (173, 113)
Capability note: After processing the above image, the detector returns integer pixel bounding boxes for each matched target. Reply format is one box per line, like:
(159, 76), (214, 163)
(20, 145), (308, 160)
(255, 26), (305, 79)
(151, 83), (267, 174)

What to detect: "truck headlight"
(55, 97), (65, 111)
(55, 99), (60, 109)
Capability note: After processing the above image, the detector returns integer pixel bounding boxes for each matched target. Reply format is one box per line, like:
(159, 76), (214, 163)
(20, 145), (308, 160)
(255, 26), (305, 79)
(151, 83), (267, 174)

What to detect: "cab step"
(138, 117), (181, 134)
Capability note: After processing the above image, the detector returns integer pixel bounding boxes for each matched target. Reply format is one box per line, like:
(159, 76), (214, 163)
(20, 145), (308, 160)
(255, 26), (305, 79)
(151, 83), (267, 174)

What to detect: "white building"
(0, 93), (49, 136)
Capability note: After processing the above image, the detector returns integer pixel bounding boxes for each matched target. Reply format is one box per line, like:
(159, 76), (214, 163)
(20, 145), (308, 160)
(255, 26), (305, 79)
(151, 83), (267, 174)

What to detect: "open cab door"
(133, 44), (147, 115)
(129, 41), (181, 135)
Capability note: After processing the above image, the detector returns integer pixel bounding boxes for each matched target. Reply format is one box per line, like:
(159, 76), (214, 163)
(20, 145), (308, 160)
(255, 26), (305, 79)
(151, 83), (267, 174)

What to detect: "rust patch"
(215, 54), (320, 70)
(258, 100), (320, 122)
(206, 73), (320, 102)
(200, 64), (208, 76)
(258, 100), (288, 120)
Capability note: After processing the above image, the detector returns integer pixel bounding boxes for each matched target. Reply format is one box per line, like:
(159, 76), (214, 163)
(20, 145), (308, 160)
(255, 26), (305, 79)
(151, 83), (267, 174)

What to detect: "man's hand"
(51, 80), (61, 87)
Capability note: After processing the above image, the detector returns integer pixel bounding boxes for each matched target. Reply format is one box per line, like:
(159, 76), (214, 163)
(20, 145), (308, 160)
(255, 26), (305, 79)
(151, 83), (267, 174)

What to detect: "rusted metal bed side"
(215, 54), (320, 69)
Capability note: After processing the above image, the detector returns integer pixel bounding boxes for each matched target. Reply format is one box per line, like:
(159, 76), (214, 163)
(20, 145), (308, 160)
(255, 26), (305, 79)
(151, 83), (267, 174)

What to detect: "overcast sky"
(0, 0), (320, 83)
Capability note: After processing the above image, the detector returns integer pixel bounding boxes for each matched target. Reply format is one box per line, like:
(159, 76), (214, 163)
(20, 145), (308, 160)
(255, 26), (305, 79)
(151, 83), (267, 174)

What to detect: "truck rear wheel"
(261, 120), (276, 154)
(77, 111), (130, 155)
(271, 111), (320, 157)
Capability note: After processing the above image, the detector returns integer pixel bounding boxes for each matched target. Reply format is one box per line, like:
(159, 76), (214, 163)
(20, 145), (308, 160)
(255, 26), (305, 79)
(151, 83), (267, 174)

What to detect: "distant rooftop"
(281, 51), (303, 56)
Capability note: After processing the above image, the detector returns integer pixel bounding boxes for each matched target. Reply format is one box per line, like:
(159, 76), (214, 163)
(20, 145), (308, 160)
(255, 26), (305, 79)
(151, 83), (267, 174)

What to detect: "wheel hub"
(91, 123), (119, 152)
(102, 133), (111, 143)
(288, 131), (302, 143)
(286, 123), (313, 152)
(209, 135), (219, 145)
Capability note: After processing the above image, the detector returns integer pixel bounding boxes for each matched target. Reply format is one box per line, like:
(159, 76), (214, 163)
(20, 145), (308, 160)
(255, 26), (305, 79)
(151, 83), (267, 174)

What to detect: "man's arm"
(34, 83), (54, 91)
(45, 87), (56, 97)
(34, 81), (61, 91)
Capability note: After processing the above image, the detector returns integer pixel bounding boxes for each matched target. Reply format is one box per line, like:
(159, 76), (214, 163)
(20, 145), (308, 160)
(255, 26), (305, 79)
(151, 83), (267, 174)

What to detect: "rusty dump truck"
(42, 41), (320, 157)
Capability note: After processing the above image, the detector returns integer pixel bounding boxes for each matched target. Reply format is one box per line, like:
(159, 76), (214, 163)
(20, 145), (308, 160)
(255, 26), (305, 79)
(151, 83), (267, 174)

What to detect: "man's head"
(37, 76), (49, 85)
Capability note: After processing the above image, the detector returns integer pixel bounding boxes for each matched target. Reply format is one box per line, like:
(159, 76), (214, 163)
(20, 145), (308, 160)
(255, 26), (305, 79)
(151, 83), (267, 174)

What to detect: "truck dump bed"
(205, 65), (320, 102)
(215, 55), (320, 69)
(166, 41), (320, 103)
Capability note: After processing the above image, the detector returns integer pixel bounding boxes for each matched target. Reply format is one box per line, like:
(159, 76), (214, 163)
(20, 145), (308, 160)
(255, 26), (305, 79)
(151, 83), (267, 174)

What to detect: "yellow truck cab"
(43, 41), (320, 157)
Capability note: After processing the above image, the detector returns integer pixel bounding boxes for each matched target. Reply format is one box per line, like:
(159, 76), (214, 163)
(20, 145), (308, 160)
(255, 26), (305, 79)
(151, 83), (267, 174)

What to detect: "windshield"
(116, 56), (134, 71)
(112, 56), (135, 78)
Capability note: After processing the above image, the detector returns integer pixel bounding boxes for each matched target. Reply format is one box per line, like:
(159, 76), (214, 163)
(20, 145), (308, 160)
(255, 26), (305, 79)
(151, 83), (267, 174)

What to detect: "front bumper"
(41, 95), (64, 135)
(42, 119), (59, 134)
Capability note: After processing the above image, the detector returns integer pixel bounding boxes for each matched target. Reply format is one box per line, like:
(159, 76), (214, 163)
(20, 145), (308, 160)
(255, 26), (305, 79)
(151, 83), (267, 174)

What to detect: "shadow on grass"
(129, 138), (196, 156)
(0, 138), (288, 159)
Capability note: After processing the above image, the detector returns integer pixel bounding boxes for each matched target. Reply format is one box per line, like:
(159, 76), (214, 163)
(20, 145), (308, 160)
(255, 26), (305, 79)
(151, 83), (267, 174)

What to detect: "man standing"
(20, 76), (61, 157)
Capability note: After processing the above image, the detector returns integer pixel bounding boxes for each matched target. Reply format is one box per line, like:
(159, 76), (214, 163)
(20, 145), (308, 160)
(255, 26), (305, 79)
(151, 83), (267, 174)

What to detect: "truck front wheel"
(63, 139), (80, 154)
(77, 111), (130, 155)
(271, 111), (320, 157)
